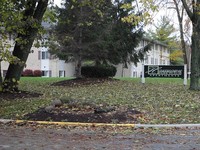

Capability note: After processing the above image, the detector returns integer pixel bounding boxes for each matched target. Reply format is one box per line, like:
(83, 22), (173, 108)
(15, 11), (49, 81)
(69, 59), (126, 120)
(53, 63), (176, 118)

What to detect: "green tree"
(1, 0), (49, 92)
(146, 16), (177, 45)
(181, 0), (200, 90)
(146, 16), (182, 65)
(49, 0), (113, 77)
(49, 0), (146, 76)
(106, 0), (145, 67)
(0, 0), (22, 91)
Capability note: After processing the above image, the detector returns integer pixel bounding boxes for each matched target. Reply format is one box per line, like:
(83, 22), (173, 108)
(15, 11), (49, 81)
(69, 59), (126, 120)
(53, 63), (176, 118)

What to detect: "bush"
(81, 65), (116, 78)
(33, 70), (42, 77)
(22, 69), (33, 77)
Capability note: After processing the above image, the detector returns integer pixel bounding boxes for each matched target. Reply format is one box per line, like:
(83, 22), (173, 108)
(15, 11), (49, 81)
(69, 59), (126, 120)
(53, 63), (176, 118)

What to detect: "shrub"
(81, 65), (117, 78)
(22, 69), (33, 77)
(33, 70), (42, 77)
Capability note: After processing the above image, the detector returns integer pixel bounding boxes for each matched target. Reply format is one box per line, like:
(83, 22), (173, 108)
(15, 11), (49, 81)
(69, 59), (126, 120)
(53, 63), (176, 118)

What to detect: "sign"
(144, 65), (184, 78)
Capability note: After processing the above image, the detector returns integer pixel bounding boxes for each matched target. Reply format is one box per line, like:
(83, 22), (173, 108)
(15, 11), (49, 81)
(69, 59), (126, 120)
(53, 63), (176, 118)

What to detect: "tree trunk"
(0, 61), (2, 92)
(3, 33), (36, 92)
(173, 0), (188, 65)
(180, 0), (200, 90)
(189, 28), (200, 90)
(75, 55), (82, 78)
(74, 6), (83, 78)
(3, 0), (48, 92)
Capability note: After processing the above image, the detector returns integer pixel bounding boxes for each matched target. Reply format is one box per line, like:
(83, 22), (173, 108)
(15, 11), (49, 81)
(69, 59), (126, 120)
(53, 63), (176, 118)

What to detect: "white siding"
(115, 39), (170, 78)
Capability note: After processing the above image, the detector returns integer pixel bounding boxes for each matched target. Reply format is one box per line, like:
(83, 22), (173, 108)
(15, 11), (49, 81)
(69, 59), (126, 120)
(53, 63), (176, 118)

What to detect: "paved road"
(0, 123), (200, 150)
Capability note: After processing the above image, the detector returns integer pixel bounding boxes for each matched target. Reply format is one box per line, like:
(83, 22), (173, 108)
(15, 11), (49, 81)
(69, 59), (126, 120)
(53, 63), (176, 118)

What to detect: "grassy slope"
(0, 77), (199, 124)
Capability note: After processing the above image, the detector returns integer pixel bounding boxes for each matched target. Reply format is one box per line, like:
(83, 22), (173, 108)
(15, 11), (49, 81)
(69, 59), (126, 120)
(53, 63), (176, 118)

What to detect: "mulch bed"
(51, 77), (119, 87)
(24, 104), (143, 123)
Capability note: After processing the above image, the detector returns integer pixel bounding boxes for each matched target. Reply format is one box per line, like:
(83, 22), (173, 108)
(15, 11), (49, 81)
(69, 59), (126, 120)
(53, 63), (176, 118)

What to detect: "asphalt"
(1, 119), (200, 150)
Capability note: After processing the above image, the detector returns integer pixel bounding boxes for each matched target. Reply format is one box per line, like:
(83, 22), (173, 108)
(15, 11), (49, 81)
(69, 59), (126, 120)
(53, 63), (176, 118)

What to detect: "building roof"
(142, 37), (168, 47)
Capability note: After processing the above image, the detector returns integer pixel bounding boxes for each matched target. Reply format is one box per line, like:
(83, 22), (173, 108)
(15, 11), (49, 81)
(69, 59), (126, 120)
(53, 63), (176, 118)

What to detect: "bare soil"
(0, 91), (42, 100)
(51, 77), (119, 87)
(24, 104), (143, 123)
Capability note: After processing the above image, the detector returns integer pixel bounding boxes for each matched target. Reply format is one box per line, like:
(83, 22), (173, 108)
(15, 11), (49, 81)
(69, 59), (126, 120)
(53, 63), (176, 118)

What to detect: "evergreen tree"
(107, 0), (144, 67)
(49, 0), (146, 76)
(146, 16), (177, 45)
(49, 0), (109, 77)
(146, 16), (183, 65)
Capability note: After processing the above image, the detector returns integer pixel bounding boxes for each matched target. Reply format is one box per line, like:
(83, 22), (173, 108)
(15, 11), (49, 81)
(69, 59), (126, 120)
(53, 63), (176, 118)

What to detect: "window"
(59, 70), (65, 77)
(151, 45), (154, 50)
(42, 71), (48, 77)
(139, 41), (143, 47)
(163, 60), (166, 65)
(49, 70), (52, 77)
(151, 58), (154, 65)
(160, 46), (163, 51)
(155, 44), (158, 50)
(133, 71), (137, 78)
(163, 47), (166, 53)
(155, 58), (158, 65)
(145, 57), (149, 64)
(38, 51), (41, 60)
(41, 51), (49, 59)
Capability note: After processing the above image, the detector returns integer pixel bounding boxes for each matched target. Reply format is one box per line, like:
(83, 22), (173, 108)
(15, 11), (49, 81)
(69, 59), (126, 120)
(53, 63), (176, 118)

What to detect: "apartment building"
(1, 44), (75, 77)
(115, 38), (170, 78)
(1, 36), (169, 78)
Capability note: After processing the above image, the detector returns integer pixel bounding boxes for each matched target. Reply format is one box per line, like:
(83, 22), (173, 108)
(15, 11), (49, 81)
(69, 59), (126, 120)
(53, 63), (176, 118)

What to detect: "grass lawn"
(0, 77), (200, 124)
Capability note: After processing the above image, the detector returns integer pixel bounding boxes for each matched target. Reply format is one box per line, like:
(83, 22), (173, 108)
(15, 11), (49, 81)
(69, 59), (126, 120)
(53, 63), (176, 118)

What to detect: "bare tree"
(172, 0), (189, 65)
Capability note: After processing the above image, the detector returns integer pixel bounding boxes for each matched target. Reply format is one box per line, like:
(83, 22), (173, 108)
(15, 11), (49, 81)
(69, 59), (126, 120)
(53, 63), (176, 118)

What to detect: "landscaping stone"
(44, 105), (55, 113)
(51, 99), (62, 107)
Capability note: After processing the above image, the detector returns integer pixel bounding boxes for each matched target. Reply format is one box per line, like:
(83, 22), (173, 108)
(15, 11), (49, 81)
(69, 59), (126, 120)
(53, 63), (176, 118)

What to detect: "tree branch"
(180, 0), (193, 20)
(33, 0), (49, 21)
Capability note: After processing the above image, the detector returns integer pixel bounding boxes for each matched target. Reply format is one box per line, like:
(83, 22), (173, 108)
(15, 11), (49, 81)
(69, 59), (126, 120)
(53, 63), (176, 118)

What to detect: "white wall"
(115, 39), (170, 78)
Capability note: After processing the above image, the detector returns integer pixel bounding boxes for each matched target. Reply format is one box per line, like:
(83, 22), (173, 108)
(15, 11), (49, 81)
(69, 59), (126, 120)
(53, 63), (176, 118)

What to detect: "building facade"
(1, 37), (170, 78)
(115, 38), (170, 78)
(1, 43), (75, 78)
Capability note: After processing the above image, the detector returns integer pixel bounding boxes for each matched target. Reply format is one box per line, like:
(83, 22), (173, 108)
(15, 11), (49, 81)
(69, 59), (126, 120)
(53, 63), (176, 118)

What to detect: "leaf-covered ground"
(0, 77), (200, 124)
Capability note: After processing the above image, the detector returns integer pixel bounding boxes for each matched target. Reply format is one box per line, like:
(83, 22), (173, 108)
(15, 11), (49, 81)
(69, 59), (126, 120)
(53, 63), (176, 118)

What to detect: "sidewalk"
(1, 121), (200, 150)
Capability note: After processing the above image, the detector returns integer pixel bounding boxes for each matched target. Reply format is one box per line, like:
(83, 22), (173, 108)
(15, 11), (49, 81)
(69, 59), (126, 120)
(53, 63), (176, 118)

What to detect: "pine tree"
(49, 0), (146, 76)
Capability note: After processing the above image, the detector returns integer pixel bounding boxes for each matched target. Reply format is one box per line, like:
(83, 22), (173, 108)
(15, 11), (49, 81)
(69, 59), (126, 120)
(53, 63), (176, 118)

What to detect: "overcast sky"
(53, 0), (180, 33)
(54, 0), (62, 7)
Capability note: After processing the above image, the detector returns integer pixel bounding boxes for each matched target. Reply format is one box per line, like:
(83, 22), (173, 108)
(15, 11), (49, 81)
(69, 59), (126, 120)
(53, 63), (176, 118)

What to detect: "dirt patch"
(51, 77), (119, 87)
(24, 102), (143, 123)
(0, 91), (42, 100)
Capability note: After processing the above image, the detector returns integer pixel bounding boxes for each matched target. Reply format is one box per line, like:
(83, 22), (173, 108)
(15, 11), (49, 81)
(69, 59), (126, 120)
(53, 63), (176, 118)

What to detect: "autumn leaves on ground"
(0, 77), (200, 124)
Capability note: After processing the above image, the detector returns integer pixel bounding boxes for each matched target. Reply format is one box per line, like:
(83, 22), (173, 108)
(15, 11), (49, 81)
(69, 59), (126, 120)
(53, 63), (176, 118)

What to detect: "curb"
(0, 119), (135, 127)
(15, 120), (135, 127)
(135, 124), (200, 128)
(1, 119), (200, 128)
(0, 119), (13, 124)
